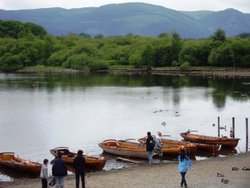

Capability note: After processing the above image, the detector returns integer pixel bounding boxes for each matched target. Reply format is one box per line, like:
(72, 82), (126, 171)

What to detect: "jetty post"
(232, 117), (235, 138)
(218, 116), (220, 137)
(246, 118), (249, 152)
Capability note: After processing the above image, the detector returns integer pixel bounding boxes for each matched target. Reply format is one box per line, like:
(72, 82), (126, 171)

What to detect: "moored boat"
(50, 147), (106, 171)
(159, 137), (220, 155)
(98, 139), (150, 159)
(138, 137), (197, 159)
(180, 132), (239, 149)
(0, 152), (41, 176)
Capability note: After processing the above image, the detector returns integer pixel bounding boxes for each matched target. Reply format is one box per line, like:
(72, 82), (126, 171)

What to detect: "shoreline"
(14, 67), (250, 77)
(1, 152), (250, 188)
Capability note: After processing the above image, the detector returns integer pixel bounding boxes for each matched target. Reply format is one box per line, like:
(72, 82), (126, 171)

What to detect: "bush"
(172, 60), (180, 67)
(63, 54), (89, 70)
(47, 50), (69, 66)
(88, 59), (109, 70)
(179, 61), (191, 70)
(0, 53), (23, 71)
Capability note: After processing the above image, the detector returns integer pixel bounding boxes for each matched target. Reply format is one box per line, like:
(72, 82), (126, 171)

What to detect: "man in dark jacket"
(73, 150), (86, 188)
(52, 152), (67, 188)
(146, 131), (155, 164)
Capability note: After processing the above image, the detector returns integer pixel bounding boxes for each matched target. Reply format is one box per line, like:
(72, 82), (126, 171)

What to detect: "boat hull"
(98, 140), (149, 159)
(139, 137), (197, 159)
(180, 132), (239, 149)
(50, 147), (106, 171)
(0, 152), (41, 176)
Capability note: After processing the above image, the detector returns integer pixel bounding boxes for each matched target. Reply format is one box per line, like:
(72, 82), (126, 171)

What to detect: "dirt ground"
(1, 152), (250, 188)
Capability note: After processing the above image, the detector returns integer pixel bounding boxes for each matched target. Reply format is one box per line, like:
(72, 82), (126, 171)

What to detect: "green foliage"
(141, 45), (155, 69)
(88, 59), (109, 70)
(129, 52), (142, 67)
(63, 54), (90, 69)
(94, 34), (104, 39)
(211, 29), (226, 42)
(79, 32), (92, 38)
(47, 50), (70, 66)
(0, 23), (250, 71)
(238, 33), (250, 38)
(172, 60), (180, 67)
(208, 43), (232, 66)
(158, 33), (169, 38)
(0, 53), (23, 71)
(179, 61), (191, 70)
(0, 20), (47, 39)
(24, 22), (47, 38)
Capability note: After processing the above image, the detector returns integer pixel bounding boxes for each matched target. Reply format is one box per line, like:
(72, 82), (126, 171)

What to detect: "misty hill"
(1, 3), (250, 38)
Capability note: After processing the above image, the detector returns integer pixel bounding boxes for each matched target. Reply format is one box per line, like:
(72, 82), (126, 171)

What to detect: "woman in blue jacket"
(178, 147), (192, 188)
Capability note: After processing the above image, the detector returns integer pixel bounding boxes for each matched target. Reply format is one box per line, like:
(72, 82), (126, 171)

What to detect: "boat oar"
(116, 157), (142, 164)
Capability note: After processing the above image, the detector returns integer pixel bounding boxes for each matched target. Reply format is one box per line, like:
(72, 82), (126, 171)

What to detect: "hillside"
(0, 3), (250, 38)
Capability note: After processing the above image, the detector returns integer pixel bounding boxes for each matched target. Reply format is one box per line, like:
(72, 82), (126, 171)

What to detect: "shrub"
(88, 59), (109, 70)
(63, 54), (89, 70)
(179, 61), (191, 70)
(0, 53), (23, 71)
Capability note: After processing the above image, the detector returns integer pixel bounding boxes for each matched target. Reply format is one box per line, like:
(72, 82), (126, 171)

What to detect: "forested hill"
(0, 3), (250, 38)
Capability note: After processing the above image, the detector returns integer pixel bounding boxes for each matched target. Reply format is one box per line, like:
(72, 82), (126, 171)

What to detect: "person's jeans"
(75, 172), (85, 188)
(180, 172), (187, 187)
(41, 178), (47, 188)
(54, 176), (64, 188)
(147, 151), (154, 164)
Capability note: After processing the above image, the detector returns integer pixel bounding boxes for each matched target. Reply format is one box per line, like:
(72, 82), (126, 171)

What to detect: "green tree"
(24, 22), (47, 38)
(141, 44), (155, 69)
(0, 53), (23, 71)
(79, 32), (91, 38)
(0, 20), (25, 38)
(208, 43), (233, 66)
(211, 29), (226, 42)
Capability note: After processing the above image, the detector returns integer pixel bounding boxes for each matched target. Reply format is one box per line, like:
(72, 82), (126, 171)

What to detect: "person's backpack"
(149, 139), (155, 150)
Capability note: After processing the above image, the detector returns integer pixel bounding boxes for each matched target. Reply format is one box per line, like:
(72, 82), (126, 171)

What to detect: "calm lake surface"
(0, 72), (250, 180)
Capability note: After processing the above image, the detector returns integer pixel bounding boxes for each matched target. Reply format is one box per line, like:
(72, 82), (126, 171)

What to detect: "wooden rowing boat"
(138, 137), (197, 159)
(159, 138), (220, 155)
(180, 132), (239, 149)
(98, 139), (150, 159)
(0, 152), (41, 176)
(50, 147), (106, 171)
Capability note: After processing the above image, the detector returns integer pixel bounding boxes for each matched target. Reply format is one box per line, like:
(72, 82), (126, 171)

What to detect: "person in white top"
(40, 159), (49, 188)
(154, 132), (163, 159)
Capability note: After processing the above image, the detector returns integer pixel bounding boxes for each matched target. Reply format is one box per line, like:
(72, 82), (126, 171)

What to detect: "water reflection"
(0, 73), (250, 110)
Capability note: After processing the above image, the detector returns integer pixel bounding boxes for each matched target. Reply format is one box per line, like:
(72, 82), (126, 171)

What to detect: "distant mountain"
(0, 3), (250, 38)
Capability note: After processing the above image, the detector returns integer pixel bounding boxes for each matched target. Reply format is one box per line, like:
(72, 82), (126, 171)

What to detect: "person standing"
(52, 152), (68, 188)
(40, 159), (49, 188)
(154, 132), (163, 159)
(73, 150), (86, 188)
(178, 147), (192, 188)
(146, 131), (155, 164)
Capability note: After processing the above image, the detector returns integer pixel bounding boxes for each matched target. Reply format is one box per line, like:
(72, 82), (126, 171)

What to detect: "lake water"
(0, 72), (250, 180)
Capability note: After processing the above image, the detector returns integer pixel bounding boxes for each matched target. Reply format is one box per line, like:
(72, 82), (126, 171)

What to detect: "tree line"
(0, 20), (250, 71)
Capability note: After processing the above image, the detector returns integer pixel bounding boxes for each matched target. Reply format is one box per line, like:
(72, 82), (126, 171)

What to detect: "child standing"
(40, 159), (49, 188)
(178, 148), (192, 188)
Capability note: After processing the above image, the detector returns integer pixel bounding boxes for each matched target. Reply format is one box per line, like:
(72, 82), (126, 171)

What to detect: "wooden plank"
(116, 157), (142, 164)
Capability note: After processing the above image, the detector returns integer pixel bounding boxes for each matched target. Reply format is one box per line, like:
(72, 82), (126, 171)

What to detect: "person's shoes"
(221, 178), (229, 184)
(217, 172), (224, 177)
(242, 166), (250, 171)
(184, 184), (188, 188)
(232, 167), (239, 171)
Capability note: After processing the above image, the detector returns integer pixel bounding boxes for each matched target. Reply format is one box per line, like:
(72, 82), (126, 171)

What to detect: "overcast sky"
(1, 0), (250, 13)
